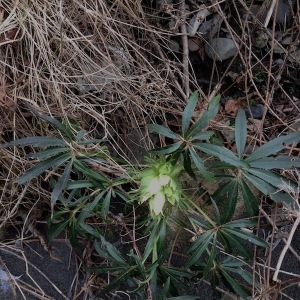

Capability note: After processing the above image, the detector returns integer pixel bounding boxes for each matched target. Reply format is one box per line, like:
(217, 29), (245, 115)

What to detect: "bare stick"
(179, 0), (190, 99)
(273, 214), (300, 282)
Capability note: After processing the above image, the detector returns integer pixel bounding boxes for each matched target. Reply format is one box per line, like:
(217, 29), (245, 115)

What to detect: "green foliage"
(149, 97), (300, 222)
(2, 91), (300, 298)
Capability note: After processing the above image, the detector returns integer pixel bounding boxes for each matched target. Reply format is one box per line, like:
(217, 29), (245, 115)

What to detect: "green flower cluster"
(137, 158), (182, 217)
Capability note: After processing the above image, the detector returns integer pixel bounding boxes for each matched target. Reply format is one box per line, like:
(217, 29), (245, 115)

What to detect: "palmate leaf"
(0, 136), (68, 148)
(245, 132), (300, 162)
(182, 90), (199, 136)
(16, 153), (71, 184)
(187, 94), (220, 139)
(235, 109), (247, 159)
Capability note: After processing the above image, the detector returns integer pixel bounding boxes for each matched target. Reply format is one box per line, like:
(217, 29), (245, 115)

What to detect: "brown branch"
(179, 0), (189, 100)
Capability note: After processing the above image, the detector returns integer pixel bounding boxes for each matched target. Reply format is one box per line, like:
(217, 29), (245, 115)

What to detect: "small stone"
(276, 0), (296, 25)
(245, 104), (264, 119)
(198, 15), (222, 39)
(187, 6), (211, 36)
(205, 38), (238, 61)
(188, 38), (200, 52)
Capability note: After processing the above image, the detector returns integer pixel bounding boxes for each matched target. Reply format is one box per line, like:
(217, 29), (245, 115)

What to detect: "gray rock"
(205, 38), (238, 61)
(198, 15), (222, 39)
(245, 104), (264, 119)
(188, 38), (200, 52)
(276, 0), (296, 25)
(188, 6), (211, 36)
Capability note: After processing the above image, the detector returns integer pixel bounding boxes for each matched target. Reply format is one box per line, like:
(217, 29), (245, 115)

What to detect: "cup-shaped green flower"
(136, 157), (182, 217)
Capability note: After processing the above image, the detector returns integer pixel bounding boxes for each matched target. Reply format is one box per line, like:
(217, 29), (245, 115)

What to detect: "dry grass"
(0, 0), (299, 299)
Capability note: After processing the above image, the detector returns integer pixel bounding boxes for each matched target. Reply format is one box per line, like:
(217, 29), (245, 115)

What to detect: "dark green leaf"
(142, 222), (159, 262)
(249, 155), (300, 169)
(189, 131), (214, 142)
(183, 150), (196, 179)
(240, 179), (258, 217)
(75, 130), (86, 142)
(158, 277), (170, 300)
(219, 268), (249, 298)
(247, 168), (297, 190)
(242, 172), (278, 195)
(24, 103), (73, 139)
(69, 220), (79, 247)
(79, 222), (102, 239)
(149, 141), (183, 155)
(16, 153), (71, 184)
(223, 228), (268, 248)
(148, 124), (181, 140)
(73, 159), (108, 183)
(1, 136), (67, 148)
(203, 237), (217, 277)
(246, 132), (300, 162)
(76, 138), (108, 145)
(182, 90), (199, 136)
(189, 148), (215, 181)
(98, 266), (137, 296)
(219, 180), (239, 223)
(157, 217), (167, 254)
(168, 297), (199, 300)
(77, 191), (105, 223)
(235, 109), (247, 159)
(225, 219), (257, 228)
(220, 230), (252, 259)
(101, 189), (112, 218)
(26, 147), (70, 160)
(194, 143), (247, 168)
(269, 191), (295, 205)
(187, 94), (220, 138)
(66, 180), (100, 189)
(51, 159), (73, 205)
(187, 231), (214, 267)
(48, 218), (69, 240)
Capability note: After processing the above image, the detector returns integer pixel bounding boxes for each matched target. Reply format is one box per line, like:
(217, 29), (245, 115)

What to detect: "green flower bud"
(135, 157), (182, 217)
